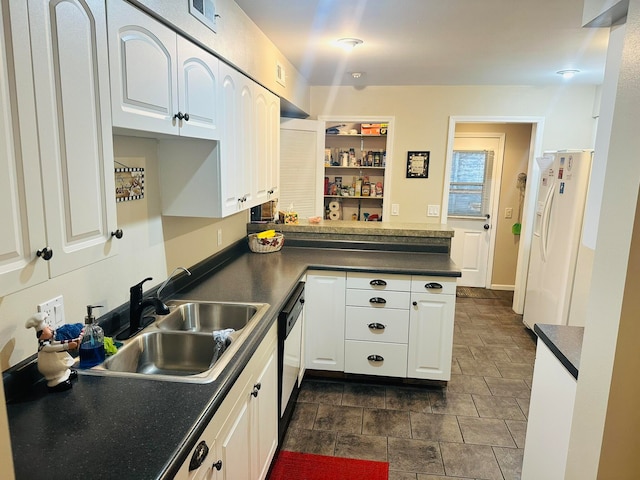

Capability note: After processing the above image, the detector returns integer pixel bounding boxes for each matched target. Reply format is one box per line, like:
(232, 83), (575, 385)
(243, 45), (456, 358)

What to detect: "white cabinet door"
(107, 0), (178, 135)
(217, 383), (252, 480)
(408, 293), (455, 380)
(176, 36), (220, 140)
(254, 87), (270, 206)
(0, 0), (48, 295)
(305, 270), (346, 371)
(252, 348), (278, 480)
(29, 0), (118, 277)
(237, 75), (255, 207)
(267, 90), (280, 201)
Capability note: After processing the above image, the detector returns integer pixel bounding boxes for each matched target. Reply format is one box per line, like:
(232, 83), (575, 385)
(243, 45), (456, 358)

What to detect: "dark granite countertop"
(534, 323), (584, 379)
(7, 245), (460, 480)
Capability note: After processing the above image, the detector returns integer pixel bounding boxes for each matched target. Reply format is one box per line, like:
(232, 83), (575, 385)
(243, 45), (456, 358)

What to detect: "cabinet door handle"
(412, 301), (418, 306)
(188, 440), (209, 471)
(369, 279), (387, 286)
(36, 247), (53, 261)
(111, 229), (123, 239)
(367, 354), (384, 362)
(424, 282), (443, 290)
(369, 297), (386, 305)
(173, 111), (189, 121)
(213, 460), (222, 471)
(368, 322), (386, 330)
(251, 382), (261, 397)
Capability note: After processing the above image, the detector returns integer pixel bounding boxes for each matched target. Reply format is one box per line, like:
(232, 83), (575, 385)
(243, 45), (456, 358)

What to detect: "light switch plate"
(505, 207), (513, 219)
(427, 205), (440, 217)
(391, 204), (399, 216)
(37, 295), (65, 329)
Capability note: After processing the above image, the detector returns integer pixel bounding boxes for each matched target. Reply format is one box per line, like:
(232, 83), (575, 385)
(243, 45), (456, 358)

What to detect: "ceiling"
(234, 0), (610, 87)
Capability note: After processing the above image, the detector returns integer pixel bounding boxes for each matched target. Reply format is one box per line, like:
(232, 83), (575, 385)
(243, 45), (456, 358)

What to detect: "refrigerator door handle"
(540, 185), (555, 262)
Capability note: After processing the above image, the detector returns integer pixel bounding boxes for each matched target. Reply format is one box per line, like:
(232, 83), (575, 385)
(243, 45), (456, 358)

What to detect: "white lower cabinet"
(305, 271), (346, 371)
(176, 323), (277, 480)
(408, 276), (456, 381)
(521, 339), (577, 480)
(306, 271), (456, 381)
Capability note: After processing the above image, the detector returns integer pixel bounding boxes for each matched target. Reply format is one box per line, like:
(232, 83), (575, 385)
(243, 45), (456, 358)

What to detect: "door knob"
(484, 224), (490, 230)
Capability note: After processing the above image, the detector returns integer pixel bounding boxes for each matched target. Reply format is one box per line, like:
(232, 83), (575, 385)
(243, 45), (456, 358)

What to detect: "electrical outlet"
(427, 205), (440, 217)
(37, 295), (65, 329)
(505, 207), (513, 219)
(391, 204), (400, 216)
(217, 228), (223, 246)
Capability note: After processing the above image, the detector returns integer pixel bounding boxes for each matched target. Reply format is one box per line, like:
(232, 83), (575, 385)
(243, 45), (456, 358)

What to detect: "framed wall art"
(406, 151), (430, 178)
(115, 167), (144, 202)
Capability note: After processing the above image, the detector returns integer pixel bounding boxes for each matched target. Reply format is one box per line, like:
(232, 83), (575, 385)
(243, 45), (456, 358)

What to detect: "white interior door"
(448, 134), (504, 287)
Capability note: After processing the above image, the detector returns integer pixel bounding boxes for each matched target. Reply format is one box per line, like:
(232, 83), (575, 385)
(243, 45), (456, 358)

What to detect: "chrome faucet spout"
(157, 266), (192, 298)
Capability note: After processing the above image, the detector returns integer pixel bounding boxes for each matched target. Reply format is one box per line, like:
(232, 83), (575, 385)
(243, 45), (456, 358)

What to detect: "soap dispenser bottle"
(79, 305), (105, 368)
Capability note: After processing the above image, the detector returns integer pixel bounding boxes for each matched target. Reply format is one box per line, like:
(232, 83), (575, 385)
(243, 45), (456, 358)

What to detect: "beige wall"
(0, 135), (248, 371)
(309, 85), (598, 225)
(455, 123), (532, 288)
(0, 380), (14, 479)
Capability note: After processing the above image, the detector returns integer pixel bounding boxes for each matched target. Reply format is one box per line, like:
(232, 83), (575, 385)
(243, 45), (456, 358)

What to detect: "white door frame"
(442, 116), (546, 314)
(449, 132), (505, 289)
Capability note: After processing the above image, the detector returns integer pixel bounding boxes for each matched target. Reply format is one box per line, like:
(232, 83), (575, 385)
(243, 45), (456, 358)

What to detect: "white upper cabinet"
(26, 0), (118, 280)
(254, 86), (280, 205)
(1, 0), (118, 294)
(107, 0), (219, 140)
(0, 0), (48, 295)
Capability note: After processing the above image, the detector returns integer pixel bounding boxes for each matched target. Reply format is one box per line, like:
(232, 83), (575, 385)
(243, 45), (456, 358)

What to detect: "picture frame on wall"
(406, 151), (430, 178)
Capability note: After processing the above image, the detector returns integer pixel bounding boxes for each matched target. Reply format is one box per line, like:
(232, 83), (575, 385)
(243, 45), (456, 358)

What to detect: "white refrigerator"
(523, 150), (593, 329)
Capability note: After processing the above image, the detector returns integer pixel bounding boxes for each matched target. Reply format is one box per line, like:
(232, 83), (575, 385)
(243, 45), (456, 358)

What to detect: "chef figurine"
(25, 312), (81, 392)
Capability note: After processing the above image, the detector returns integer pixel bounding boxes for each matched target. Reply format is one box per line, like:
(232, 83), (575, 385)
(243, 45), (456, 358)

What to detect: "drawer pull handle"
(367, 354), (384, 362)
(188, 440), (209, 471)
(369, 279), (387, 286)
(369, 297), (387, 304)
(424, 282), (443, 290)
(368, 322), (386, 330)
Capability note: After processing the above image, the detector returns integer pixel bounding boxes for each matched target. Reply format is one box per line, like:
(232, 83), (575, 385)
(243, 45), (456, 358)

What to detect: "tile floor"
(281, 289), (536, 480)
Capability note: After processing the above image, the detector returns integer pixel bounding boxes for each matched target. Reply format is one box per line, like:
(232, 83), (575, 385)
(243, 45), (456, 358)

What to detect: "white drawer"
(346, 272), (411, 291)
(345, 306), (409, 344)
(410, 276), (457, 295)
(345, 340), (408, 377)
(346, 289), (410, 309)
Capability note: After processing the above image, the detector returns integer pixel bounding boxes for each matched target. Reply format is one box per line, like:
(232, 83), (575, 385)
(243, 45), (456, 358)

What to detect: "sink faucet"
(157, 266), (192, 298)
(124, 277), (170, 339)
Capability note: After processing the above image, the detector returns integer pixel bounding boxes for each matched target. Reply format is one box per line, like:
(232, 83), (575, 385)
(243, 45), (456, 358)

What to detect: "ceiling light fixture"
(351, 72), (362, 79)
(557, 69), (580, 79)
(337, 37), (363, 52)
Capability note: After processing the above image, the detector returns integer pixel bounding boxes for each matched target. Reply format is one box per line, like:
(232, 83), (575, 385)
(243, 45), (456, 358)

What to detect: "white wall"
(566, 0), (640, 474)
(310, 85), (598, 224)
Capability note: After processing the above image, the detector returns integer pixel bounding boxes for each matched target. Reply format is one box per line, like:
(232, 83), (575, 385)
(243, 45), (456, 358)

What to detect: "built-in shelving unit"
(320, 118), (394, 221)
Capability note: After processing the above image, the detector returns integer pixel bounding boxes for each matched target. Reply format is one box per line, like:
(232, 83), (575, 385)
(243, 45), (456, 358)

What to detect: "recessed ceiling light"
(557, 69), (580, 79)
(337, 37), (363, 51)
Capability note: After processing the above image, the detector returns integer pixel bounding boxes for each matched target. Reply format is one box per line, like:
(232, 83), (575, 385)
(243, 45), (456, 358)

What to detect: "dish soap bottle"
(79, 305), (105, 368)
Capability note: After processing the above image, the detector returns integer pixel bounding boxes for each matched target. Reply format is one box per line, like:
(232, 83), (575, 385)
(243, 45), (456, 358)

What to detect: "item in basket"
(248, 233), (284, 253)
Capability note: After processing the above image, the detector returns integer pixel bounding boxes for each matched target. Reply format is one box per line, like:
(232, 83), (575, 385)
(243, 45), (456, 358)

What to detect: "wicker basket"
(248, 233), (285, 253)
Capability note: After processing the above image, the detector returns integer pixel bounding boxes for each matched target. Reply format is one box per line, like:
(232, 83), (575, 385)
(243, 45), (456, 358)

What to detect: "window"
(448, 150), (494, 217)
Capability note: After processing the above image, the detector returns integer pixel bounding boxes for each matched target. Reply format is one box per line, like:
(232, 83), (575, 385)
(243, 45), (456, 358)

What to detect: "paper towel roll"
(329, 201), (340, 211)
(329, 211), (340, 220)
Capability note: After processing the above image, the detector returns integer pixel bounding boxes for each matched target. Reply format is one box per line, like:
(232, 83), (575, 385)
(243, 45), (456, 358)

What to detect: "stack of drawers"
(344, 272), (411, 377)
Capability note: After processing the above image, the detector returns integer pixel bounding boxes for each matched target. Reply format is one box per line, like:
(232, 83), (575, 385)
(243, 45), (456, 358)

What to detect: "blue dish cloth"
(55, 323), (84, 341)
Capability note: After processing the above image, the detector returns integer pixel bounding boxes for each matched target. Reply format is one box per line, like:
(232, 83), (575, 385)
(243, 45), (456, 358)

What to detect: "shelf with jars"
(321, 119), (392, 221)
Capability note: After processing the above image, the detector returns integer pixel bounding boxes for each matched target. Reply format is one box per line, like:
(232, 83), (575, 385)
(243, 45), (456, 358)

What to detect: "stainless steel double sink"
(78, 300), (270, 384)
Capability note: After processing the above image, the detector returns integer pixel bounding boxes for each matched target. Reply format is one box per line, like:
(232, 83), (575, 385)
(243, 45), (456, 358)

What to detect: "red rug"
(268, 450), (389, 480)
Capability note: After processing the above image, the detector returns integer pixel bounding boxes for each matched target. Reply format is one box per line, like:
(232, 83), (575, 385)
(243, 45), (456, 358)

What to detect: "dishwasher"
(277, 281), (304, 445)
